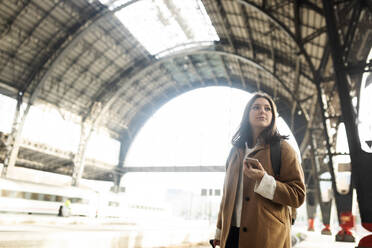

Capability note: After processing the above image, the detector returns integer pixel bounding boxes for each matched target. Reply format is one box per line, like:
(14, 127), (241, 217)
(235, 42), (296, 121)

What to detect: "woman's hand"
(243, 157), (265, 182)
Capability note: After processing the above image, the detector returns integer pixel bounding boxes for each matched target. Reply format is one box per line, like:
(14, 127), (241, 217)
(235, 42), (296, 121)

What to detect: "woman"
(213, 92), (305, 248)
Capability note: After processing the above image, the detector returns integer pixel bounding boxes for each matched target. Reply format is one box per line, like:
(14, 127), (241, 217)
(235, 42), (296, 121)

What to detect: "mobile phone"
(245, 157), (259, 169)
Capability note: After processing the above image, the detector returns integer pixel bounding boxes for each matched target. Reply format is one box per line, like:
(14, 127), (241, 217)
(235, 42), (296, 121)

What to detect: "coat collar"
(247, 143), (267, 157)
(237, 143), (267, 158)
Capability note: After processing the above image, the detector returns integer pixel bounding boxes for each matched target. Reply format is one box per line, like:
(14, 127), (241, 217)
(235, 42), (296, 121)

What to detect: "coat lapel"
(247, 143), (266, 157)
(246, 143), (274, 175)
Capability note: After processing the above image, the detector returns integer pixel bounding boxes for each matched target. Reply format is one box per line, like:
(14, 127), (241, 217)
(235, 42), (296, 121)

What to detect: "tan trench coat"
(216, 141), (305, 248)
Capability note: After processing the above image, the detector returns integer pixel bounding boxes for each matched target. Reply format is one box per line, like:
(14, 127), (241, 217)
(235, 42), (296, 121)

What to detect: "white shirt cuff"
(215, 228), (221, 239)
(254, 173), (276, 200)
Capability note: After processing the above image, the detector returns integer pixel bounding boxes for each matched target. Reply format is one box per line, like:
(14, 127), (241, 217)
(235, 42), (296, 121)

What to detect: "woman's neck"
(252, 129), (262, 146)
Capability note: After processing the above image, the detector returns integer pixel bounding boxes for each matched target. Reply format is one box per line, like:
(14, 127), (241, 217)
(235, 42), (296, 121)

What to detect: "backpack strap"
(270, 140), (296, 225)
(270, 140), (281, 177)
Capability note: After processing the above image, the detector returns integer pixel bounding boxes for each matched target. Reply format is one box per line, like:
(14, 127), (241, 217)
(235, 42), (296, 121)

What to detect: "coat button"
(245, 196), (250, 201)
(243, 227), (247, 232)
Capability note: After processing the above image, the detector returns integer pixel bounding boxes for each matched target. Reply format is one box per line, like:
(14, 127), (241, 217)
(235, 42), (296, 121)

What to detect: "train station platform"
(0, 213), (213, 248)
(1, 213), (371, 248)
(292, 225), (370, 248)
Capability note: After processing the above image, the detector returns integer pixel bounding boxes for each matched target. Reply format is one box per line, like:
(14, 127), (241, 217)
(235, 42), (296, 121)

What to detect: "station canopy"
(0, 0), (370, 179)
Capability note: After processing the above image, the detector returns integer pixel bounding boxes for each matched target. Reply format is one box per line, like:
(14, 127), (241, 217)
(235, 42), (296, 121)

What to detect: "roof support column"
(291, 56), (301, 130)
(1, 92), (26, 177)
(322, 0), (372, 244)
(71, 121), (93, 186)
(71, 102), (101, 186)
(113, 131), (130, 193)
(309, 129), (333, 235)
(299, 94), (318, 155)
(315, 74), (354, 241)
(303, 157), (318, 231)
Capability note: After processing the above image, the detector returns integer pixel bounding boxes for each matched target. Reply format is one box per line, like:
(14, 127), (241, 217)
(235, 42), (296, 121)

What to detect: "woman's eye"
(253, 106), (260, 110)
(265, 107), (271, 112)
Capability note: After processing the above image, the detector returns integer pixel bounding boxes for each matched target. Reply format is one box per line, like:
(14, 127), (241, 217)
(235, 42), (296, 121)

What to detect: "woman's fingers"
(244, 165), (256, 178)
(255, 160), (264, 170)
(244, 160), (265, 181)
(245, 158), (264, 170)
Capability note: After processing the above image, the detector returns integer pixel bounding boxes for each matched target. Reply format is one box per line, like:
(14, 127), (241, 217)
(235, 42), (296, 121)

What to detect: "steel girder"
(0, 1), (105, 177)
(71, 122), (92, 186)
(1, 0), (144, 179)
(322, 0), (372, 243)
(93, 49), (309, 126)
(237, 0), (317, 76)
(310, 129), (333, 230)
(0, 93), (23, 177)
(312, 34), (354, 242)
(216, 0), (246, 88)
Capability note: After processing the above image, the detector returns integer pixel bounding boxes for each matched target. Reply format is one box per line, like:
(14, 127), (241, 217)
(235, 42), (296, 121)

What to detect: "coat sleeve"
(216, 147), (236, 229)
(271, 141), (306, 208)
(216, 196), (223, 229)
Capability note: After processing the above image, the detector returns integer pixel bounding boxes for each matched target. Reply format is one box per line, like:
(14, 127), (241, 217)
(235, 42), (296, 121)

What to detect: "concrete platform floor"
(1, 214), (370, 248)
(0, 213), (213, 248)
(293, 226), (369, 248)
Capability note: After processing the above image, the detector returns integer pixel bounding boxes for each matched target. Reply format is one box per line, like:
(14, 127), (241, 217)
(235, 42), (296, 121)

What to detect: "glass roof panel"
(100, 0), (219, 57)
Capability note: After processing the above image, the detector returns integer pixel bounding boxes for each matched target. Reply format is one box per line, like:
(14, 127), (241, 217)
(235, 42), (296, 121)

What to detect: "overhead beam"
(342, 1), (363, 62)
(241, 7), (256, 59)
(301, 0), (324, 15)
(216, 0), (246, 88)
(23, 0), (141, 107)
(158, 64), (182, 94)
(168, 58), (193, 89)
(186, 56), (205, 86)
(219, 39), (313, 82)
(294, 0), (302, 43)
(0, 1), (142, 178)
(88, 35), (315, 122)
(302, 27), (327, 44)
(116, 166), (225, 173)
(91, 48), (308, 129)
(237, 0), (317, 76)
(240, 5), (262, 90)
(1, 1), (62, 78)
(203, 54), (219, 85)
(219, 55), (233, 86)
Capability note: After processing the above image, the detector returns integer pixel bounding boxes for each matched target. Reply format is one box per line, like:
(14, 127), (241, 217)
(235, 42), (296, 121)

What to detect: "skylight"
(100, 0), (219, 57)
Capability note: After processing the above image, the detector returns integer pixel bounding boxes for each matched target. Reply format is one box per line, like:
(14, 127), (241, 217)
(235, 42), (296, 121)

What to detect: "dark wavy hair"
(231, 92), (288, 148)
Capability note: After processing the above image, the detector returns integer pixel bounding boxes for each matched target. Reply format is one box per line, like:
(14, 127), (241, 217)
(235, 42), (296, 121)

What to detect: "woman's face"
(248, 97), (273, 133)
